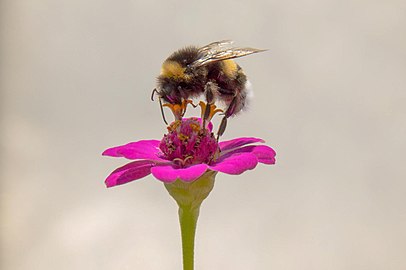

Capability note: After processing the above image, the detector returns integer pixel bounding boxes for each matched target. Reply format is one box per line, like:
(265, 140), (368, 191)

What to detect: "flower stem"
(165, 171), (217, 270)
(178, 205), (200, 270)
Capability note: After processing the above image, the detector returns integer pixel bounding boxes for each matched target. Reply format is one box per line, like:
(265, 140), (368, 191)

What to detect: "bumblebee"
(151, 40), (266, 137)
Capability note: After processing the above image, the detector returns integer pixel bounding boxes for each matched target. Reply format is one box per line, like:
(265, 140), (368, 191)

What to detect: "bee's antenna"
(158, 97), (168, 125)
(151, 88), (157, 101)
(151, 89), (168, 125)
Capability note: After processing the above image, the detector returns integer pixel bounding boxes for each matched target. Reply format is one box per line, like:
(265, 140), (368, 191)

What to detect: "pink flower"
(103, 117), (276, 187)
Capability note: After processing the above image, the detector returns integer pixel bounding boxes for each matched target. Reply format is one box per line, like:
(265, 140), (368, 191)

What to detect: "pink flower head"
(103, 117), (276, 187)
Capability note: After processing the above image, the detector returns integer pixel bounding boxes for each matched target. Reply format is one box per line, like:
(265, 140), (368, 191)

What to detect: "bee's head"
(157, 60), (194, 103)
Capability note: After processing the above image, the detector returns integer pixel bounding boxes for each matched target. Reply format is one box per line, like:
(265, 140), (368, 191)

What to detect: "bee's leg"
(203, 82), (217, 127)
(151, 88), (168, 125)
(217, 117), (228, 140)
(216, 96), (238, 140)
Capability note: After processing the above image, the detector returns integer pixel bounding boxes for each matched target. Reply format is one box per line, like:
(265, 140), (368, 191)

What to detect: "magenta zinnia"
(103, 107), (276, 270)
(103, 117), (276, 187)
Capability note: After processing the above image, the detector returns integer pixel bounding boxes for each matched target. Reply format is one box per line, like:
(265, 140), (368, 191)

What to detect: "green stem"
(164, 171), (217, 270)
(178, 205), (200, 270)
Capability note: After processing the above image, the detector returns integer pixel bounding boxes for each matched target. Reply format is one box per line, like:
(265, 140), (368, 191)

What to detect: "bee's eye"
(161, 83), (174, 95)
(178, 82), (188, 90)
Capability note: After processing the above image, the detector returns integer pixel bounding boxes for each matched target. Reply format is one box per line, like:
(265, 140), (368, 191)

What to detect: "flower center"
(159, 118), (220, 167)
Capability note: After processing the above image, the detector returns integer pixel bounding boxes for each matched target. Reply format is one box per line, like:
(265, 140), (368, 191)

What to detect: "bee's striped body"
(153, 41), (265, 136)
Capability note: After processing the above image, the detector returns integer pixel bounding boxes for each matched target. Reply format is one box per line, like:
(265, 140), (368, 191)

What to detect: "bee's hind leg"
(216, 96), (238, 140)
(217, 116), (228, 140)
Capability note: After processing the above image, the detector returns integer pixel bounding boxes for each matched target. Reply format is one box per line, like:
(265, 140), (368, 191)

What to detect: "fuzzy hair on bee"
(152, 40), (266, 137)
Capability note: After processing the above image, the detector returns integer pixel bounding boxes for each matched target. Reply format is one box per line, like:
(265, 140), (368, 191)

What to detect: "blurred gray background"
(1, 0), (405, 269)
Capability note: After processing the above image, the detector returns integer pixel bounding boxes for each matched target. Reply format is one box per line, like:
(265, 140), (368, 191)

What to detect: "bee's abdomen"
(208, 61), (247, 96)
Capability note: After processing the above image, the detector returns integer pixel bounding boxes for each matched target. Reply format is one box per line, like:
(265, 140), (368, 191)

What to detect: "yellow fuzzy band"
(161, 60), (191, 80)
(221, 60), (238, 78)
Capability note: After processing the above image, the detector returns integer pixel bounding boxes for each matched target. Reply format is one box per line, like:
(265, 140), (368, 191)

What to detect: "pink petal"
(102, 140), (164, 161)
(151, 164), (208, 183)
(221, 145), (276, 165)
(105, 160), (154, 187)
(251, 145), (276, 164)
(219, 137), (264, 151)
(209, 152), (258, 174)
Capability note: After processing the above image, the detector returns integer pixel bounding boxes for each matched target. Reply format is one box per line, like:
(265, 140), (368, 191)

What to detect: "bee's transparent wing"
(198, 40), (234, 54)
(189, 40), (266, 68)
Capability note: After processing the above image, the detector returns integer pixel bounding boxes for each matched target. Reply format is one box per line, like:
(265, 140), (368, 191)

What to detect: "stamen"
(172, 156), (194, 167)
(163, 103), (183, 120)
(199, 101), (224, 127)
(172, 158), (184, 166)
(181, 99), (196, 117)
(163, 99), (196, 121)
(167, 120), (181, 132)
(183, 156), (194, 164)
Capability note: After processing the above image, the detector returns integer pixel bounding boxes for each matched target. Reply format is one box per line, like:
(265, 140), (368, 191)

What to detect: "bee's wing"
(198, 40), (235, 54)
(189, 40), (266, 68)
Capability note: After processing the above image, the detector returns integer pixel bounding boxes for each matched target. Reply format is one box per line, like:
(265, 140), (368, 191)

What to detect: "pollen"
(189, 123), (201, 132)
(178, 133), (189, 141)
